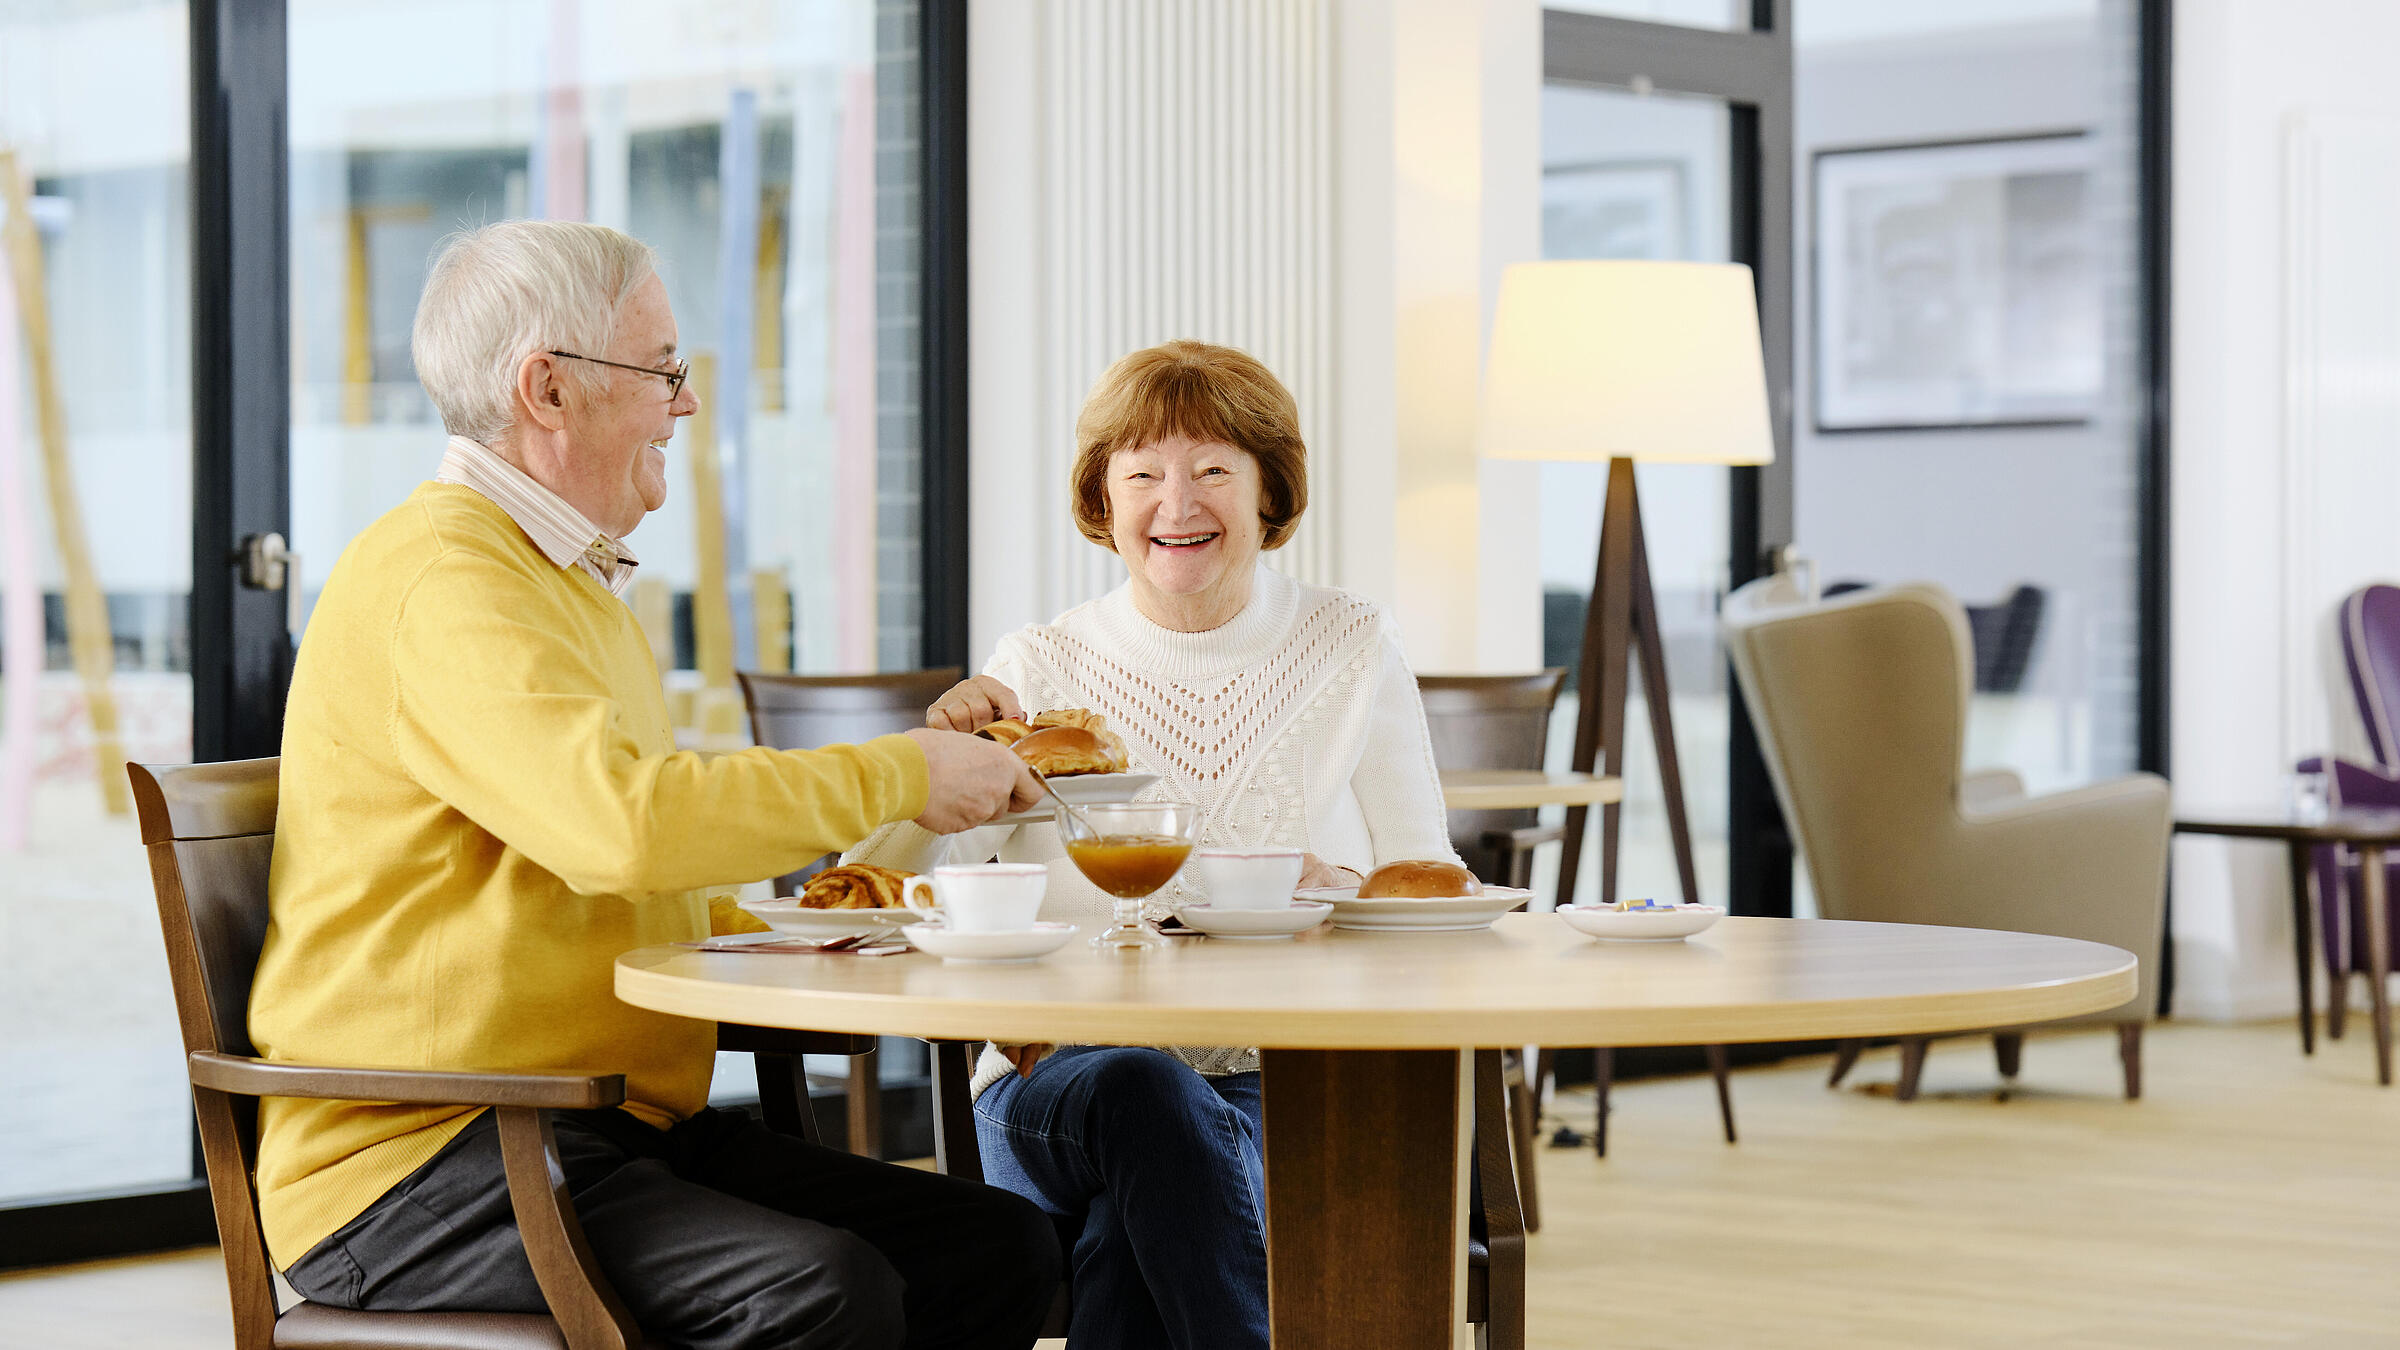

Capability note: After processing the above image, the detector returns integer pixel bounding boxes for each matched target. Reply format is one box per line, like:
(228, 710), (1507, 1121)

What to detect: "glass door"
(0, 0), (205, 1231)
(1540, 6), (1797, 917)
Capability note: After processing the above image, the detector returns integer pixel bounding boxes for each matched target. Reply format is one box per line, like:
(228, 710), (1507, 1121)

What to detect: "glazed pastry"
(1356, 859), (1481, 899)
(799, 863), (914, 909)
(1011, 724), (1127, 777)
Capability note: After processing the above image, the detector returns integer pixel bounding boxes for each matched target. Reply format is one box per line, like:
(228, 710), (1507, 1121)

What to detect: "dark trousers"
(285, 1105), (1062, 1350)
(974, 1047), (1269, 1350)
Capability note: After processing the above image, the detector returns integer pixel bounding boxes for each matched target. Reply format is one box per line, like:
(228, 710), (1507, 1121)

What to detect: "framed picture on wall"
(1812, 132), (2100, 432)
(1543, 158), (1691, 261)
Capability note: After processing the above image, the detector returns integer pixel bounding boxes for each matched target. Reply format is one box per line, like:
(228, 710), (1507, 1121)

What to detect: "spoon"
(1027, 765), (1097, 837)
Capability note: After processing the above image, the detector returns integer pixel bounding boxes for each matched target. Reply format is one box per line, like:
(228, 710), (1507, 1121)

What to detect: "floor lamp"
(1480, 260), (1775, 1151)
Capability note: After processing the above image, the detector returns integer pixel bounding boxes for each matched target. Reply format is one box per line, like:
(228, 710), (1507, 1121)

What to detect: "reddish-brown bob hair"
(1070, 340), (1309, 552)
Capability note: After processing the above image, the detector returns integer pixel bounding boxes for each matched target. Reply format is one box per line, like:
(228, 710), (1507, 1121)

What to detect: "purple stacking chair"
(2308, 584), (2400, 1038)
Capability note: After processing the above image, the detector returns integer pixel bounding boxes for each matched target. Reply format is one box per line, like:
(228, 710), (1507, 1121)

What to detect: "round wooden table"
(1436, 769), (1622, 811)
(619, 914), (2134, 1349)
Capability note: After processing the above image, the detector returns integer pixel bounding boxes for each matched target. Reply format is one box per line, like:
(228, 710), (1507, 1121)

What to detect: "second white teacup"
(1190, 848), (1304, 911)
(904, 863), (1048, 933)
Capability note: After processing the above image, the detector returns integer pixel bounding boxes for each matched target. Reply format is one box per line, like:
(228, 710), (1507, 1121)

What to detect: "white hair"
(410, 220), (660, 446)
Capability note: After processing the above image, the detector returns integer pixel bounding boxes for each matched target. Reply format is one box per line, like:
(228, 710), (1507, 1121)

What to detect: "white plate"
(1175, 901), (1332, 940)
(1558, 904), (1724, 942)
(993, 771), (1162, 823)
(738, 899), (916, 940)
(1295, 885), (1534, 932)
(902, 921), (1080, 963)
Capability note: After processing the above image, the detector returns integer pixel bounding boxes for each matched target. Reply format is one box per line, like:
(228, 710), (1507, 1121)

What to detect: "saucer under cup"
(903, 922), (1078, 964)
(1176, 901), (1331, 939)
(1190, 848), (1305, 911)
(905, 863), (1048, 934)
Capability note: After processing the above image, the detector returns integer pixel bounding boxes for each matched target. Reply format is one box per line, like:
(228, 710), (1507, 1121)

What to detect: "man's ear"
(516, 351), (571, 434)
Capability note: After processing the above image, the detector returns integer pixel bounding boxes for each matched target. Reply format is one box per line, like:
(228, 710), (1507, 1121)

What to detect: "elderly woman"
(847, 339), (1461, 1349)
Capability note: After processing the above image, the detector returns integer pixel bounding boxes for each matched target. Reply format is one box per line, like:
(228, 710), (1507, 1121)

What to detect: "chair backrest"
(1721, 579), (1973, 924)
(129, 759), (280, 1060)
(2340, 584), (2400, 768)
(737, 669), (965, 752)
(1416, 672), (1567, 882)
(1962, 584), (2047, 694)
(127, 758), (282, 1346)
(737, 670), (963, 893)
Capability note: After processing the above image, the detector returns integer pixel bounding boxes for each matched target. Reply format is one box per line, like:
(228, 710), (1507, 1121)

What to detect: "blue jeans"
(974, 1046), (1268, 1350)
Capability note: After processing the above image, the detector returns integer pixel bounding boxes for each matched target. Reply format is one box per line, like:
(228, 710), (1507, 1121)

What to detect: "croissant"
(799, 863), (913, 910)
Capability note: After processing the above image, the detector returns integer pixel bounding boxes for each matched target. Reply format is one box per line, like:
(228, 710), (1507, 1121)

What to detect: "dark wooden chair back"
(1417, 671), (1567, 888)
(127, 759), (285, 1346)
(736, 669), (962, 895)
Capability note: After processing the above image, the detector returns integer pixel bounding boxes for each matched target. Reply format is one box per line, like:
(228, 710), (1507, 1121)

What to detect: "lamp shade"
(1478, 260), (1774, 465)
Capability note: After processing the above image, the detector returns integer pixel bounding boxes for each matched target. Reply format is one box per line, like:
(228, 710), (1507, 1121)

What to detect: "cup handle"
(904, 876), (945, 927)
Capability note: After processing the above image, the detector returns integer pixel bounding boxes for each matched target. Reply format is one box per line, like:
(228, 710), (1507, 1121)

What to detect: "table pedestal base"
(1261, 1048), (1470, 1350)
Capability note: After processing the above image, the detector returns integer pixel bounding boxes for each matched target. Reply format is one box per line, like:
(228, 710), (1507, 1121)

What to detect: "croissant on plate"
(799, 863), (913, 909)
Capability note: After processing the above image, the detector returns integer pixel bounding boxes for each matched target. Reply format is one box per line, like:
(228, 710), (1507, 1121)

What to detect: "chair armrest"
(1960, 768), (2027, 809)
(1949, 772), (2171, 1014)
(717, 1024), (878, 1057)
(188, 1051), (624, 1110)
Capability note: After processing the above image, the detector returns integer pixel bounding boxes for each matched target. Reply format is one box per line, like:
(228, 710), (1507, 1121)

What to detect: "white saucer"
(739, 900), (916, 940)
(993, 772), (1161, 823)
(902, 921), (1080, 963)
(1558, 904), (1724, 942)
(1296, 885), (1534, 932)
(1175, 901), (1332, 940)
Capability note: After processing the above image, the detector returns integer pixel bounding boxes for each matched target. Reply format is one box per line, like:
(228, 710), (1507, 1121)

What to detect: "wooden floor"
(7, 1021), (2399, 1349)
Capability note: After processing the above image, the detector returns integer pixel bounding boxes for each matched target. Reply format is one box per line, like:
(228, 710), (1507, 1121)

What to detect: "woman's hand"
(996, 1042), (1054, 1079)
(926, 675), (1025, 734)
(1298, 853), (1362, 890)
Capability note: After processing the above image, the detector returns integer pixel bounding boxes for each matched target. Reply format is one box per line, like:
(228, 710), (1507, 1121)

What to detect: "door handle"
(236, 531), (303, 634)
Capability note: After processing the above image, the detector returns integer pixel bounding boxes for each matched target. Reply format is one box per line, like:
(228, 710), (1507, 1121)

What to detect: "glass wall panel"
(286, 0), (929, 1109)
(1539, 82), (1734, 910)
(288, 0), (925, 700)
(1792, 0), (2142, 878)
(0, 0), (196, 1204)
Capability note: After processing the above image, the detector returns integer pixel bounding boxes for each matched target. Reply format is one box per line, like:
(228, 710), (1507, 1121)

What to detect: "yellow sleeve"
(388, 551), (931, 897)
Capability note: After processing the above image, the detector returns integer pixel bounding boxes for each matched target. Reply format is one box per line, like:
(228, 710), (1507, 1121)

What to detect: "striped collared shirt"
(433, 435), (640, 597)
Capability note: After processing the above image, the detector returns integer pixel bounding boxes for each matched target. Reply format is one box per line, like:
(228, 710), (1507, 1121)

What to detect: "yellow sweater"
(251, 483), (929, 1265)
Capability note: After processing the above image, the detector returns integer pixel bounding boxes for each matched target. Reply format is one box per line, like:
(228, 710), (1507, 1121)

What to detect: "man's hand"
(925, 675), (1025, 734)
(905, 728), (1045, 834)
(1298, 852), (1362, 890)
(996, 1043), (1054, 1079)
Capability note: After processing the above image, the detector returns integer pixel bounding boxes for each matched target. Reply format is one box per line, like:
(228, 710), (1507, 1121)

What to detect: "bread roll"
(980, 717), (1037, 748)
(1357, 859), (1481, 899)
(1011, 724), (1126, 777)
(799, 863), (913, 910)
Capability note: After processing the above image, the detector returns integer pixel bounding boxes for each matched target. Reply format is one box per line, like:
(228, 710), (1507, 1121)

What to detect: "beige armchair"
(1720, 575), (2169, 1100)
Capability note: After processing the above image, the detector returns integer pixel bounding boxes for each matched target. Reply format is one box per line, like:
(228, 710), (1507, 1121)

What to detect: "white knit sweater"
(844, 564), (1461, 1098)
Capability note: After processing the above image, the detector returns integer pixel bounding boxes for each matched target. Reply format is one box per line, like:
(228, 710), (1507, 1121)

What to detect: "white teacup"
(904, 864), (1048, 934)
(1189, 848), (1304, 911)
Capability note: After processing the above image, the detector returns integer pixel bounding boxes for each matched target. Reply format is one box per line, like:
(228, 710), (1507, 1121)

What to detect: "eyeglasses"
(547, 349), (690, 401)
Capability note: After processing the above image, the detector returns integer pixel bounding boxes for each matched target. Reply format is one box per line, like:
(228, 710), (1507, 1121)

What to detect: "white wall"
(2171, 0), (2400, 1020)
(968, 0), (1544, 675)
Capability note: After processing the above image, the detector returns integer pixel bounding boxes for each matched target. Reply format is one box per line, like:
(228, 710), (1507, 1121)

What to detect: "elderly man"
(249, 220), (1060, 1349)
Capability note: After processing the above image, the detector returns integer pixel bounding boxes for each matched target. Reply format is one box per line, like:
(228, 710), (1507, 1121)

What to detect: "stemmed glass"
(1058, 801), (1199, 950)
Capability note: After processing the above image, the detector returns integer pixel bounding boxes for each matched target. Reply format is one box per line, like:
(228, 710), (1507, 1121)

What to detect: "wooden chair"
(734, 668), (963, 1161)
(1418, 672), (1734, 1186)
(129, 758), (868, 1350)
(925, 1043), (1526, 1350)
